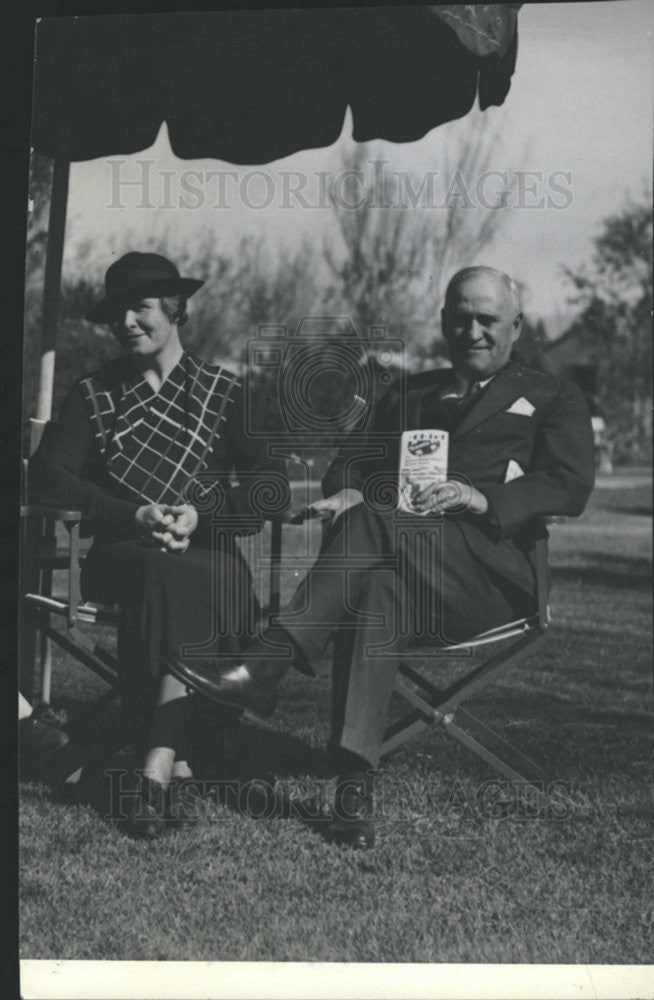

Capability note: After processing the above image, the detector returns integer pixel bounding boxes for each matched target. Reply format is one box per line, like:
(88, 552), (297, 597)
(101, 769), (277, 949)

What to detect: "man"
(169, 266), (595, 848)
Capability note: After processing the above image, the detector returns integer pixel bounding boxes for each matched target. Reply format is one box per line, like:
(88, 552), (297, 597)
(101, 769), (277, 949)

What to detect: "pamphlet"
(398, 429), (449, 514)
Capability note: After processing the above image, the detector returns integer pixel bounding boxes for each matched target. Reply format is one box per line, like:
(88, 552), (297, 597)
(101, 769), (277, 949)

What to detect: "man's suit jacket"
(322, 360), (595, 596)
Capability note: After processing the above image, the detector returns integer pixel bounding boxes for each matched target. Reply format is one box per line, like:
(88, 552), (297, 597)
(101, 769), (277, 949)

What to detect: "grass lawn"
(19, 474), (653, 963)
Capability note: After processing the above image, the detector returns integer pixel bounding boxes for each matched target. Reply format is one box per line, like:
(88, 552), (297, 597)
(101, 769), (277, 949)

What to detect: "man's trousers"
(277, 504), (534, 768)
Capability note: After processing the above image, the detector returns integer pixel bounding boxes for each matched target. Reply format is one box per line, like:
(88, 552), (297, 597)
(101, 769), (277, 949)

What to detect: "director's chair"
(380, 528), (554, 806)
(19, 419), (285, 779)
(20, 420), (120, 718)
(284, 503), (557, 807)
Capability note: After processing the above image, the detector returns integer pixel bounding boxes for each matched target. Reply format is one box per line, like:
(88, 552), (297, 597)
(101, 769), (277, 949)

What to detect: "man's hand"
(136, 503), (199, 553)
(309, 488), (364, 525)
(414, 480), (489, 516)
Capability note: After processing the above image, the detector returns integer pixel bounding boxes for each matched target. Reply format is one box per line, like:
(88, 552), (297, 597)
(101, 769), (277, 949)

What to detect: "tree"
(513, 315), (548, 371)
(21, 211), (321, 446)
(562, 195), (652, 464)
(22, 111), (519, 457)
(322, 109), (518, 361)
(25, 155), (53, 272)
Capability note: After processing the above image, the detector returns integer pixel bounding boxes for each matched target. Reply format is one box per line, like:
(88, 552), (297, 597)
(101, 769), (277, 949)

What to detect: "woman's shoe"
(19, 716), (70, 760)
(125, 775), (171, 840)
(168, 776), (205, 825)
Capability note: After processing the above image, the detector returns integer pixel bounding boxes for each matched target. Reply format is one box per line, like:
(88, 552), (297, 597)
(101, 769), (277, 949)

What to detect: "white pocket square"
(506, 396), (535, 417)
(504, 460), (525, 483)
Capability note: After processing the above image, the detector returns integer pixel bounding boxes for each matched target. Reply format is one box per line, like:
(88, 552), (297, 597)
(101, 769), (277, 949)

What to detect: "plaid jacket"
(31, 353), (289, 541)
(79, 353), (241, 506)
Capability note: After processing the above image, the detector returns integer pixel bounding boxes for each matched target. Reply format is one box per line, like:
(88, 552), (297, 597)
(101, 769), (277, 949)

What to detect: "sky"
(58, 0), (653, 323)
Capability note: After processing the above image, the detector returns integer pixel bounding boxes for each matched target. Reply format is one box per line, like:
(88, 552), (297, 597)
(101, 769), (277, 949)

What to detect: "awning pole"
(36, 121), (71, 423)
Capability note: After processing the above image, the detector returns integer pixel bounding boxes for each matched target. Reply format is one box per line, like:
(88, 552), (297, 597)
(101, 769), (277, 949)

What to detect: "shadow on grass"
(218, 717), (329, 781)
(23, 528), (652, 844)
(204, 721), (334, 830)
(384, 682), (653, 782)
(24, 707), (334, 837)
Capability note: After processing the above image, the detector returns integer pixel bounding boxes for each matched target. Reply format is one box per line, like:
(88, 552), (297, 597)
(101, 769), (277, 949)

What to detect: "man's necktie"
(439, 379), (482, 425)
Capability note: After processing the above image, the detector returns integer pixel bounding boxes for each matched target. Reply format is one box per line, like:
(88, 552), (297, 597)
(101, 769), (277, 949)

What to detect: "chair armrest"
(533, 535), (550, 627)
(268, 516), (285, 616)
(273, 510), (307, 525)
(21, 501), (85, 628)
(21, 501), (83, 522)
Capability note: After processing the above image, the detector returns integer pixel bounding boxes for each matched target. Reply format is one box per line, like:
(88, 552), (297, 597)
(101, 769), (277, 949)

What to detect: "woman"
(30, 251), (289, 838)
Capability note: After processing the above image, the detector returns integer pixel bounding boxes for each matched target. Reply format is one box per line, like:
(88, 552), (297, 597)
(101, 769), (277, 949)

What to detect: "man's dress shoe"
(325, 771), (376, 849)
(167, 657), (288, 718)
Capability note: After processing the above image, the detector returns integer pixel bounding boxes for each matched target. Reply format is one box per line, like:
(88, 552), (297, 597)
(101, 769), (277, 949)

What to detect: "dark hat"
(86, 252), (204, 324)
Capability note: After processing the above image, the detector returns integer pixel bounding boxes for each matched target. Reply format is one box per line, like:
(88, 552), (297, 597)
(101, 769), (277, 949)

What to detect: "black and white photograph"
(17, 3), (652, 998)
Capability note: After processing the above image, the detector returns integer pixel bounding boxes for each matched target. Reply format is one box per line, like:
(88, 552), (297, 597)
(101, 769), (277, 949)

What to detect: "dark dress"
(29, 352), (289, 729)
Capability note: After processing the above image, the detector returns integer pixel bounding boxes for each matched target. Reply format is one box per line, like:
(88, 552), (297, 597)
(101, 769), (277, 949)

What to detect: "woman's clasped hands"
(135, 503), (199, 553)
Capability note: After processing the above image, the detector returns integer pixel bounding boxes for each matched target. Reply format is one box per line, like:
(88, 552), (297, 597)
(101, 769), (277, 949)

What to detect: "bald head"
(444, 266), (521, 314)
(441, 266), (523, 380)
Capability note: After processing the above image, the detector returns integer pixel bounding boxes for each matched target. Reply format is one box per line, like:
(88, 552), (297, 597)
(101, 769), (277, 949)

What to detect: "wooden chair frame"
(19, 504), (284, 708)
(20, 503), (121, 707)
(381, 532), (552, 805)
(19, 425), (285, 781)
(267, 509), (555, 802)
